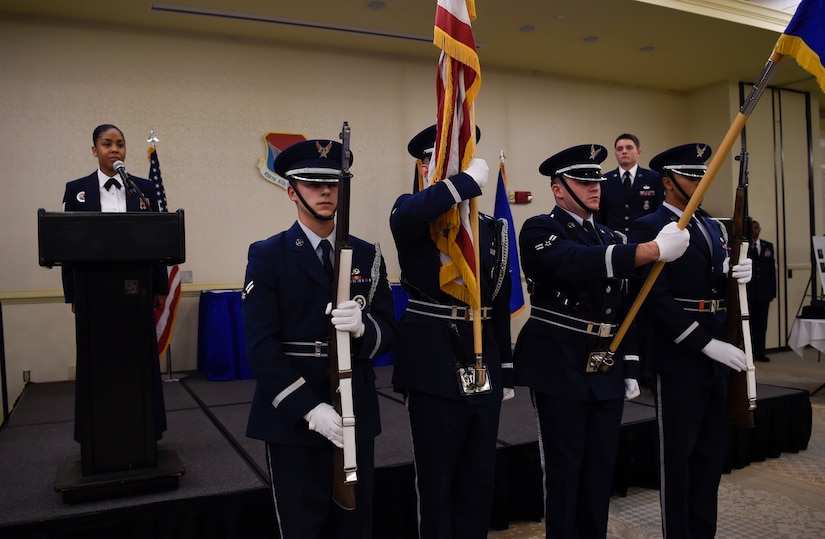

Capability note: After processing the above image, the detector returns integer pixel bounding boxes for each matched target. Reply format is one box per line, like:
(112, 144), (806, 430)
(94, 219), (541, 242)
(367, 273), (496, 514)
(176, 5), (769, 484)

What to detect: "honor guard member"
(596, 133), (664, 234)
(390, 125), (514, 538)
(514, 144), (689, 538)
(628, 143), (752, 539)
(243, 139), (397, 539)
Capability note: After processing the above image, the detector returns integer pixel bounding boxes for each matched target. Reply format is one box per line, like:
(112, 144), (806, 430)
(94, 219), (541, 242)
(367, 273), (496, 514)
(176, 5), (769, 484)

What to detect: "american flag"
(149, 147), (181, 357)
(429, 0), (482, 309)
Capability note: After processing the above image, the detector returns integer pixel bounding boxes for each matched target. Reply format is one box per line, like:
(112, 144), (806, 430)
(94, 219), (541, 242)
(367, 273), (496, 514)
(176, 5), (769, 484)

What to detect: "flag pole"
(605, 51), (784, 356)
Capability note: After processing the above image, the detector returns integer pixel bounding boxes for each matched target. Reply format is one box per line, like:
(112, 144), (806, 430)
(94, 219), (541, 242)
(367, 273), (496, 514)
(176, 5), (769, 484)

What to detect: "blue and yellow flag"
(774, 0), (825, 93)
(493, 161), (525, 317)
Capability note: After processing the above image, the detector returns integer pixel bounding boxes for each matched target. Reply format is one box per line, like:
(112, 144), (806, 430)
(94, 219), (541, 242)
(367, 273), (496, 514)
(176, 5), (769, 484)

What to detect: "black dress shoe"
(756, 355), (770, 362)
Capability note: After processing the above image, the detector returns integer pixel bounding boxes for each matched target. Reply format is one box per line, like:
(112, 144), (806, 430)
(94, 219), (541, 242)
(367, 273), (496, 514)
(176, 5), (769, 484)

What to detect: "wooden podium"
(38, 209), (186, 502)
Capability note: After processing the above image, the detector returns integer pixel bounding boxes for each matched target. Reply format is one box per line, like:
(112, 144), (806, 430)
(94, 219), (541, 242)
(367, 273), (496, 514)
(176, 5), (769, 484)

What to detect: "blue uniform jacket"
(61, 171), (169, 303)
(389, 172), (513, 403)
(514, 207), (639, 401)
(243, 222), (397, 446)
(596, 166), (664, 234)
(628, 206), (731, 377)
(748, 239), (777, 302)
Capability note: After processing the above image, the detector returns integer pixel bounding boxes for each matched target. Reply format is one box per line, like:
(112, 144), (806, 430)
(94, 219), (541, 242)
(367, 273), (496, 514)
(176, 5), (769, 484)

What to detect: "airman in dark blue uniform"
(243, 138), (397, 539)
(596, 133), (664, 234)
(390, 125), (513, 538)
(628, 143), (752, 539)
(514, 144), (690, 538)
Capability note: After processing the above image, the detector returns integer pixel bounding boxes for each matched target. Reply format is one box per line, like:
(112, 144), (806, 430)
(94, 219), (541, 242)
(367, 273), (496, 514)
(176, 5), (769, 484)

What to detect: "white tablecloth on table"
(788, 318), (825, 358)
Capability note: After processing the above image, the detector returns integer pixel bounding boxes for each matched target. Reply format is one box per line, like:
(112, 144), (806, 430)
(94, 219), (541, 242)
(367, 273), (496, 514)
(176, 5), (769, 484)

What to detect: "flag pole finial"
(147, 130), (160, 148)
(500, 150), (505, 163)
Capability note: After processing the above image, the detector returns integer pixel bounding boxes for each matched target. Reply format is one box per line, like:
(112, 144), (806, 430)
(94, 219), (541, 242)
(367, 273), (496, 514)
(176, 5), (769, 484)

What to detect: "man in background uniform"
(514, 144), (689, 538)
(596, 133), (664, 234)
(748, 219), (777, 362)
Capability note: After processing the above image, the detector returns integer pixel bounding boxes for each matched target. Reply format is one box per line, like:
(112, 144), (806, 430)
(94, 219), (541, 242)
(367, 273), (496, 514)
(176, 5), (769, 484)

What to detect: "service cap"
(273, 139), (352, 183)
(539, 144), (607, 181)
(649, 143), (712, 179)
(406, 124), (482, 160)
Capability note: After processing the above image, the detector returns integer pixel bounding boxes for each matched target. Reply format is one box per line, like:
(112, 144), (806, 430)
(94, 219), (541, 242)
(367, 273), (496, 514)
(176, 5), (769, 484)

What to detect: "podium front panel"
(38, 209), (185, 266)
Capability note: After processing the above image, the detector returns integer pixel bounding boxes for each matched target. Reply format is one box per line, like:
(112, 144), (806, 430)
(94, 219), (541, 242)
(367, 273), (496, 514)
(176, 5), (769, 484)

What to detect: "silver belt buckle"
(314, 341), (323, 357)
(598, 323), (612, 338)
(710, 299), (721, 313)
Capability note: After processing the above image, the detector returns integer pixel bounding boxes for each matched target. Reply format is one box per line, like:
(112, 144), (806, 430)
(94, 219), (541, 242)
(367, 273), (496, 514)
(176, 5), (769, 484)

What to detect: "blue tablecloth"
(197, 285), (410, 379)
(197, 290), (252, 381)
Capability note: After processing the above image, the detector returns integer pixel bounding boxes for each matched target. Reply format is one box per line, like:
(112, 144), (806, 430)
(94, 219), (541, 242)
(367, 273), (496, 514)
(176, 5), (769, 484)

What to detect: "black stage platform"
(0, 366), (812, 538)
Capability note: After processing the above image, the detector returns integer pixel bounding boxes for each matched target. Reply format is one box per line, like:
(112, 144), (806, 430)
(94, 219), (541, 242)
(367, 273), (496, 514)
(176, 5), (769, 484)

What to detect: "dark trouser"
(265, 438), (375, 539)
(407, 390), (501, 539)
(749, 299), (771, 356)
(656, 373), (728, 539)
(534, 391), (623, 539)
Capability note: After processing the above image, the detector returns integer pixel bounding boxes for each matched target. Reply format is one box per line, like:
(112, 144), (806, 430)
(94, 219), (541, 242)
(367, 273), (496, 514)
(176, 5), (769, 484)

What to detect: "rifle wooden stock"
(725, 166), (755, 428)
(329, 122), (357, 510)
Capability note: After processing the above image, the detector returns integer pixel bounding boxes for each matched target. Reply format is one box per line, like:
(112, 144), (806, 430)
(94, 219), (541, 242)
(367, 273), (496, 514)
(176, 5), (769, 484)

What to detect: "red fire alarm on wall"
(513, 191), (532, 204)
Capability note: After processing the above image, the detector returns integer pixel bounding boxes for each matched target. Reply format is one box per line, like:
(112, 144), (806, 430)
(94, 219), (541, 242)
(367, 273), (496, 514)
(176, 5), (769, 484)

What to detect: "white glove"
(463, 157), (489, 189)
(327, 300), (365, 338)
(653, 222), (690, 262)
(304, 403), (344, 448)
(502, 388), (515, 401)
(731, 258), (753, 284)
(624, 379), (640, 400)
(702, 338), (747, 372)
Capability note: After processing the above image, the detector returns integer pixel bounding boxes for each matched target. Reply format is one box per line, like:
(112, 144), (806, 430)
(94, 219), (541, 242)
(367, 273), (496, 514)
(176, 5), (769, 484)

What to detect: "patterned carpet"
(490, 349), (825, 538)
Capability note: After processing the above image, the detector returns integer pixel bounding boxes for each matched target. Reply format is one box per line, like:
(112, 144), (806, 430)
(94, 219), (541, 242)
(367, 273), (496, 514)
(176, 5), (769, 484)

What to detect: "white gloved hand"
(304, 403), (344, 448)
(702, 338), (747, 372)
(329, 299), (365, 338)
(624, 378), (640, 400)
(731, 258), (753, 284)
(502, 388), (515, 401)
(463, 157), (489, 189)
(653, 222), (690, 262)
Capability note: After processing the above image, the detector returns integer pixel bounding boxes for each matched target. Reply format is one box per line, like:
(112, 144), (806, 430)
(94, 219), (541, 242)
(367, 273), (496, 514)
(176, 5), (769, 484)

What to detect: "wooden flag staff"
(595, 51), (784, 361)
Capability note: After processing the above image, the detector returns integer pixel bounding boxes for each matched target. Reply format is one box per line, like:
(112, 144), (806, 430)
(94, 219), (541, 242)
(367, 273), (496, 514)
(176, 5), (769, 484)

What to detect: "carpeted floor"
(489, 348), (825, 538)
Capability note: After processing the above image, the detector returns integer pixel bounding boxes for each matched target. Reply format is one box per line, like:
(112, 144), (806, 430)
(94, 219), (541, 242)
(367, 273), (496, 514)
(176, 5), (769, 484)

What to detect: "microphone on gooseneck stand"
(113, 160), (153, 211)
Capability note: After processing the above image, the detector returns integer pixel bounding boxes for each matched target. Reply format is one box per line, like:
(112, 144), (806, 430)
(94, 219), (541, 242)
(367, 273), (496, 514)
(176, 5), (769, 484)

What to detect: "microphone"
(112, 160), (151, 208)
(113, 160), (130, 184)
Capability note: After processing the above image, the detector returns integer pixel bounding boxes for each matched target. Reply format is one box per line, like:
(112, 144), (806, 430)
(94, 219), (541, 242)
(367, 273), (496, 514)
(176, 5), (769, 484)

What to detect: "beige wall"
(0, 16), (820, 415)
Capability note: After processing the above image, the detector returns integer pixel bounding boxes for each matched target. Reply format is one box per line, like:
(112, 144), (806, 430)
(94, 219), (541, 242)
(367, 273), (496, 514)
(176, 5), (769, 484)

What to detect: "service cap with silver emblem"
(538, 144), (608, 182)
(273, 139), (354, 183)
(648, 143), (713, 179)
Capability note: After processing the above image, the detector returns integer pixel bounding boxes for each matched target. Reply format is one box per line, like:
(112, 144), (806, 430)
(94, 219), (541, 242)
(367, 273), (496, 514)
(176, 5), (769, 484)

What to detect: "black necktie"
(582, 220), (602, 244)
(319, 239), (334, 281)
(104, 177), (121, 191)
(622, 170), (632, 192)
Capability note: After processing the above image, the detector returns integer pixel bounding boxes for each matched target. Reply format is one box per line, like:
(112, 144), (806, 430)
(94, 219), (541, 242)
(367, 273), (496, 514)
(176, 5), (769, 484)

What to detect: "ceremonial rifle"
(725, 140), (757, 428)
(329, 121), (357, 509)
